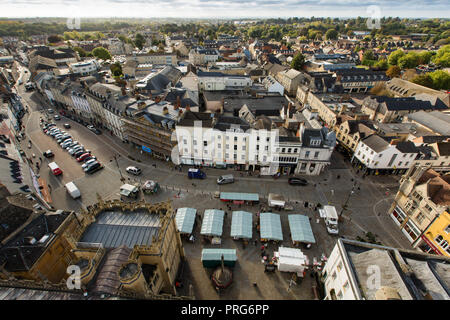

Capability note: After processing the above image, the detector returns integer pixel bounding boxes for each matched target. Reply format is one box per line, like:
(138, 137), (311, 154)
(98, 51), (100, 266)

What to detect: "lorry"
(48, 162), (62, 176)
(188, 168), (206, 179)
(65, 182), (81, 199)
(120, 183), (140, 199)
(319, 205), (339, 235)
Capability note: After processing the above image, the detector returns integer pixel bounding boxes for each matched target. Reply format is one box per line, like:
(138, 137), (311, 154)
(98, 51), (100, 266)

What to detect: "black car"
(43, 150), (54, 158)
(288, 177), (308, 186)
(94, 129), (102, 135)
(64, 123), (71, 129)
(85, 163), (103, 174)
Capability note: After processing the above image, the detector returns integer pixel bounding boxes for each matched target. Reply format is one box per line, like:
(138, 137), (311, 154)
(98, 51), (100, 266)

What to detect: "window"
(337, 291), (343, 300)
(314, 151), (319, 159)
(343, 281), (349, 292)
(266, 137), (270, 142)
(305, 151), (310, 158)
(234, 154), (237, 160)
(398, 161), (402, 166)
(242, 146), (246, 151)
(265, 146), (269, 151)
(293, 148), (298, 153)
(288, 148), (292, 153)
(337, 261), (342, 272)
(415, 212), (425, 224)
(379, 154), (382, 158)
(256, 145), (259, 150)
(241, 155), (245, 160)
(218, 143), (221, 148)
(183, 139), (187, 145)
(203, 141), (207, 147)
(226, 136), (229, 140)
(193, 140), (197, 146)
(282, 148), (286, 153)
(257, 137), (260, 141)
(332, 271), (337, 280)
(243, 137), (246, 142)
(405, 162), (409, 166)
(225, 153), (229, 158)
(226, 144), (229, 149)
(234, 136), (237, 141)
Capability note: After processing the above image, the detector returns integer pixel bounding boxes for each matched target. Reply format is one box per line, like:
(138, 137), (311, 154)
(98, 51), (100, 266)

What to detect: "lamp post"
(113, 154), (125, 182)
(339, 181), (357, 217)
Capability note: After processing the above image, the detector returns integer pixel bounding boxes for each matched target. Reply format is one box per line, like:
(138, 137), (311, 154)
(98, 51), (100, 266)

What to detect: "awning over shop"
(230, 211), (253, 239)
(220, 192), (259, 202)
(288, 214), (316, 244)
(175, 207), (197, 234)
(260, 212), (283, 241)
(200, 209), (225, 237)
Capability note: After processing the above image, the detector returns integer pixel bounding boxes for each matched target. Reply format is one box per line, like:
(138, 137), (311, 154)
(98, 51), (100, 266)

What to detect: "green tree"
(325, 29), (338, 40)
(92, 47), (112, 60)
(47, 34), (62, 43)
(386, 65), (401, 78)
(429, 70), (450, 90)
(110, 62), (123, 77)
(398, 52), (420, 69)
(374, 59), (388, 70)
(291, 52), (306, 71)
(388, 49), (405, 66)
(134, 33), (145, 50)
(73, 46), (87, 58)
(411, 73), (434, 88)
(432, 44), (450, 67)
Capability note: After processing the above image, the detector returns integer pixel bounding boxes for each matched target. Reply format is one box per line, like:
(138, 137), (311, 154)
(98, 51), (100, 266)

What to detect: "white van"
(319, 205), (339, 235)
(217, 174), (234, 185)
(65, 181), (81, 199)
(126, 166), (141, 175)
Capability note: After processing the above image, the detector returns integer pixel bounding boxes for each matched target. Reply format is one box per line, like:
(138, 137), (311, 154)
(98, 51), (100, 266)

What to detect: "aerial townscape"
(0, 10), (449, 303)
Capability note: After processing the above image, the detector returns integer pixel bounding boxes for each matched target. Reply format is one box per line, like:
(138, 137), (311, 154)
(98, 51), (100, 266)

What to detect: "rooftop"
(80, 210), (161, 249)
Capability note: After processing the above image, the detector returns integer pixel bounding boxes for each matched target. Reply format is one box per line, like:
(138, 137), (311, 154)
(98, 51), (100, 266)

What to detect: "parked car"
(57, 135), (71, 143)
(69, 146), (84, 155)
(54, 115), (61, 121)
(288, 177), (308, 186)
(73, 150), (89, 162)
(126, 166), (141, 175)
(63, 123), (71, 129)
(47, 109), (54, 114)
(43, 150), (54, 158)
(61, 140), (73, 148)
(85, 163), (103, 174)
(82, 158), (97, 169)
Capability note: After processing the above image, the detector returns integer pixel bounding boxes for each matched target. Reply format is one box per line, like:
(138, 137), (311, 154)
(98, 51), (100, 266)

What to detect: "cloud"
(0, 0), (448, 18)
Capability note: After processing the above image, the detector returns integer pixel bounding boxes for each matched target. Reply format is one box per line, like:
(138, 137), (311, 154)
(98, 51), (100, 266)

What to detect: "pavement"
(13, 69), (415, 299)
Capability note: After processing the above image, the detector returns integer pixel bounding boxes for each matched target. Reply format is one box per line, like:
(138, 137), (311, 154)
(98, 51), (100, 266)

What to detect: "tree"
(429, 70), (450, 90)
(398, 52), (420, 69)
(374, 59), (388, 70)
(388, 49), (405, 66)
(47, 34), (62, 43)
(73, 46), (87, 58)
(92, 47), (112, 60)
(291, 52), (306, 71)
(386, 65), (401, 78)
(411, 73), (434, 88)
(110, 62), (123, 77)
(432, 44), (450, 67)
(325, 29), (338, 40)
(134, 33), (145, 50)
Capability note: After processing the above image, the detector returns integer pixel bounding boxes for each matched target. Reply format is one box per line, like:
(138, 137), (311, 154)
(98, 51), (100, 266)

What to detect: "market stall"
(220, 192), (259, 205)
(200, 209), (225, 244)
(175, 207), (197, 237)
(230, 211), (253, 241)
(259, 212), (283, 242)
(201, 248), (237, 268)
(288, 214), (316, 247)
(274, 247), (309, 277)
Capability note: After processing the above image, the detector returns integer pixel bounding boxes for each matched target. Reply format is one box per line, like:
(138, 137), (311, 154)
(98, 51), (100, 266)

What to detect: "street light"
(113, 154), (125, 182)
(339, 181), (357, 217)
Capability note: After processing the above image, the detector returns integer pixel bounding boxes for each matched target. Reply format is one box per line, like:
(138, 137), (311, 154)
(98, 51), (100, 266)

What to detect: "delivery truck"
(188, 168), (206, 179)
(65, 182), (81, 199)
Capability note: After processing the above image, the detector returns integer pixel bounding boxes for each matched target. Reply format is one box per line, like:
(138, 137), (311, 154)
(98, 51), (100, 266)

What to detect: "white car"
(126, 166), (141, 175)
(82, 158), (97, 169)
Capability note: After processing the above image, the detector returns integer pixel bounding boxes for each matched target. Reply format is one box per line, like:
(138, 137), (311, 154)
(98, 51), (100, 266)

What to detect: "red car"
(76, 153), (91, 162)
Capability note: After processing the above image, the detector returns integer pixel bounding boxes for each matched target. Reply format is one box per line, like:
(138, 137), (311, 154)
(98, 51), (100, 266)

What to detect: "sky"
(0, 0), (449, 18)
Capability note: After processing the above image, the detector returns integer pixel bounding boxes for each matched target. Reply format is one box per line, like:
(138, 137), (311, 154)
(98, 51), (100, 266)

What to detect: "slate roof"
(372, 96), (445, 112)
(396, 141), (419, 154)
(436, 142), (450, 156)
(177, 111), (215, 127)
(361, 134), (390, 153)
(407, 111), (450, 136)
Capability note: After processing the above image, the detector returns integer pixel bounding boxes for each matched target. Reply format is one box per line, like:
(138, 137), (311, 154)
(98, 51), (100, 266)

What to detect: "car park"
(288, 177), (308, 186)
(126, 166), (141, 175)
(43, 150), (54, 158)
